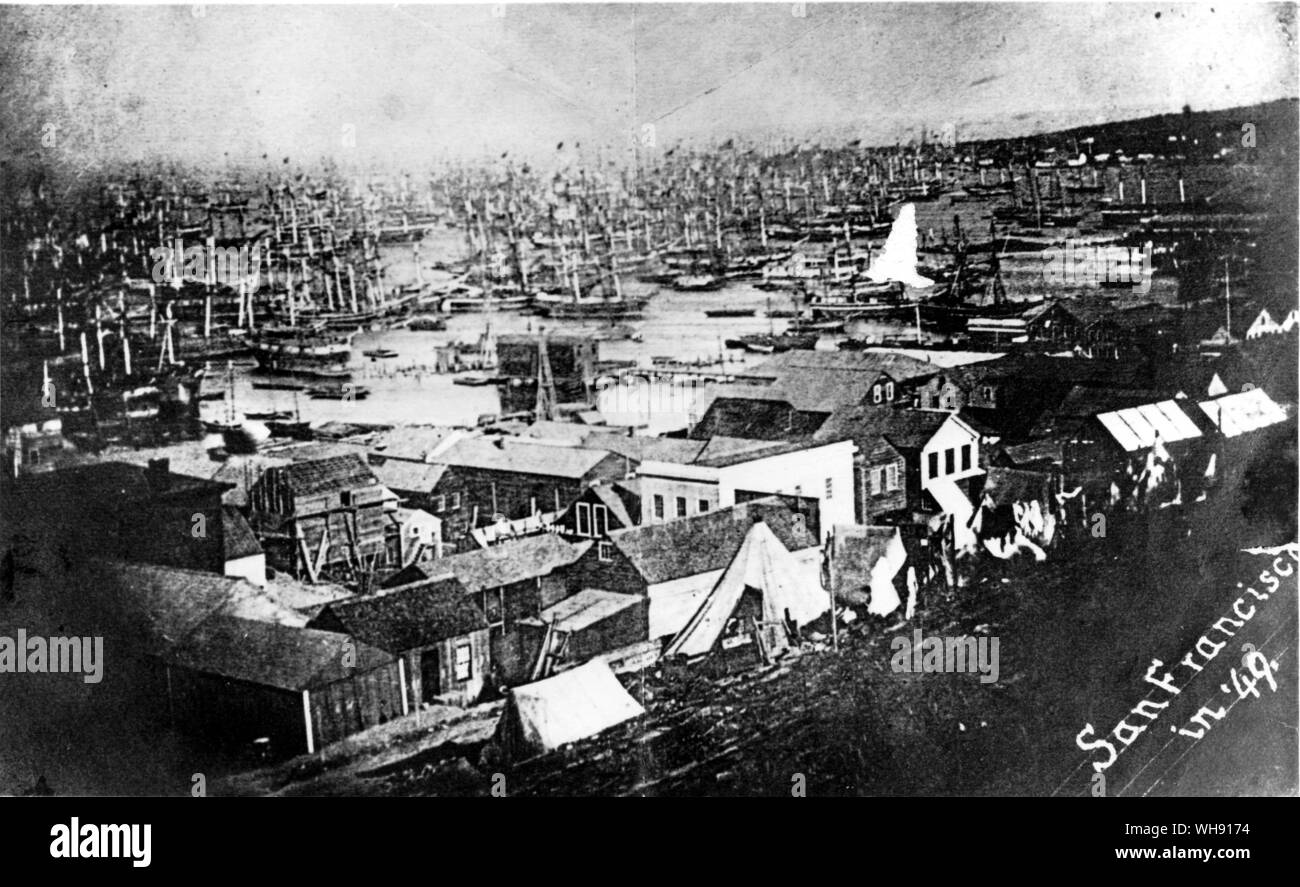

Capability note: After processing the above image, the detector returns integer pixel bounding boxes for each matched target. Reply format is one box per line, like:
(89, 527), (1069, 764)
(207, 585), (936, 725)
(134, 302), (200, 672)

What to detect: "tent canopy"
(496, 659), (644, 760)
(665, 520), (827, 659)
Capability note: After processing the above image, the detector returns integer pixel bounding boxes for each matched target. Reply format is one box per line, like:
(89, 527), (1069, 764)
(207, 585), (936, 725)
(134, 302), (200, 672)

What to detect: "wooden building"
(382, 533), (589, 684)
(165, 615), (404, 755)
(247, 454), (400, 585)
(426, 437), (624, 548)
(496, 333), (599, 415)
(309, 576), (490, 709)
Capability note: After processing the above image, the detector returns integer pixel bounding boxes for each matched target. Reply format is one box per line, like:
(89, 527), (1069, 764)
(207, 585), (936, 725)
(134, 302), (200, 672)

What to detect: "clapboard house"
(309, 576), (491, 709)
(690, 351), (938, 441)
(556, 479), (642, 540)
(382, 533), (589, 684)
(426, 438), (624, 548)
(166, 615), (404, 756)
(247, 454), (400, 585)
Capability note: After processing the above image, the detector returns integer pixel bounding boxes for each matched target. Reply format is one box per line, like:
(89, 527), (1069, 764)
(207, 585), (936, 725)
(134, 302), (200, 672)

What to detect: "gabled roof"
(1197, 388), (1288, 438)
(607, 499), (818, 586)
(815, 405), (953, 452)
(397, 534), (588, 593)
(14, 461), (232, 507)
(665, 521), (827, 658)
(496, 659), (644, 760)
(710, 350), (939, 413)
(169, 615), (394, 692)
(977, 467), (1054, 507)
(276, 454), (379, 496)
(311, 577), (485, 651)
(1096, 400), (1202, 452)
(436, 438), (615, 479)
(528, 588), (643, 633)
(371, 459), (449, 493)
(222, 507), (264, 560)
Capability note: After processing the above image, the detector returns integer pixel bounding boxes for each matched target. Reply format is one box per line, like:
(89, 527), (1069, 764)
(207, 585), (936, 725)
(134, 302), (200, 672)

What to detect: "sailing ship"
(249, 322), (354, 377)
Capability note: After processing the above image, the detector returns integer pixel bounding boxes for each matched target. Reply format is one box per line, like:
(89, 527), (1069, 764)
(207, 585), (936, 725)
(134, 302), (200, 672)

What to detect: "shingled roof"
(168, 615), (395, 692)
(607, 499), (818, 585)
(276, 454), (379, 496)
(435, 438), (616, 479)
(392, 533), (588, 593)
(310, 577), (485, 651)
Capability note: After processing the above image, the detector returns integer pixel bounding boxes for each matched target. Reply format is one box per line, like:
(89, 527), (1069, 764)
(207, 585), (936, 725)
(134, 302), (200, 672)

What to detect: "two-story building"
(246, 454), (401, 585)
(635, 438), (857, 533)
(424, 438), (625, 550)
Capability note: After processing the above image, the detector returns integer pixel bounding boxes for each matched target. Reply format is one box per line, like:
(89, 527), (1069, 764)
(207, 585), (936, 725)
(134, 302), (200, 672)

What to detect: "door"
(420, 647), (441, 704)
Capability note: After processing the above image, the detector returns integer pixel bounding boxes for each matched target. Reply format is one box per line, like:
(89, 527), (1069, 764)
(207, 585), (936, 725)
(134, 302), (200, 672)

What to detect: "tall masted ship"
(249, 323), (354, 377)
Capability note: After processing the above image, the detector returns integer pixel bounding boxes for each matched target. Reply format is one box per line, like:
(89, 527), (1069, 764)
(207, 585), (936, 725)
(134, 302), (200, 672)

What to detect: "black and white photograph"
(1, 1), (1296, 812)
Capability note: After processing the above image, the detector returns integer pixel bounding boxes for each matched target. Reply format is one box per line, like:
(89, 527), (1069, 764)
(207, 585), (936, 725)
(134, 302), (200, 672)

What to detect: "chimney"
(146, 458), (171, 493)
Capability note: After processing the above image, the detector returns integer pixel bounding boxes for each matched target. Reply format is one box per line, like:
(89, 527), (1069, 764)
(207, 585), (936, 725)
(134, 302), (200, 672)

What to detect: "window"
(454, 644), (472, 682)
(792, 513), (806, 535)
(886, 463), (899, 491)
(824, 477), (833, 499)
(447, 492), (461, 510)
(961, 444), (972, 472)
(653, 494), (665, 520)
(928, 451), (939, 479)
(432, 494), (446, 513)
(340, 490), (353, 507)
(698, 499), (710, 513)
(593, 504), (608, 537)
(676, 496), (687, 518)
(483, 588), (504, 627)
(870, 469), (881, 495)
(983, 386), (994, 402)
(598, 541), (613, 562)
(576, 502), (592, 536)
(871, 384), (882, 404)
(885, 381), (895, 401)
(945, 448), (955, 475)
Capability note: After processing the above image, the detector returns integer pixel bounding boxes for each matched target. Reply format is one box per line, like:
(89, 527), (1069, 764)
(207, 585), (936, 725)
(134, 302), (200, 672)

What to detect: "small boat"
(406, 315), (448, 332)
(244, 410), (291, 421)
(704, 308), (756, 318)
(363, 348), (400, 359)
(267, 419), (312, 440)
(452, 374), (495, 387)
(197, 391), (226, 402)
(252, 380), (307, 391)
(309, 383), (370, 400)
(672, 273), (726, 291)
(744, 341), (776, 354)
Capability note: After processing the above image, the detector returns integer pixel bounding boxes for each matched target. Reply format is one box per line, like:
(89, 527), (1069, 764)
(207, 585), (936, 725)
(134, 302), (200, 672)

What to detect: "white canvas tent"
(495, 659), (644, 762)
(664, 521), (827, 659)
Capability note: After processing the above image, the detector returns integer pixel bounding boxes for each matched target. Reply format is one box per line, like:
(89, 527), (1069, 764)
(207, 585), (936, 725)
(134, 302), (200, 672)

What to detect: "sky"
(1, 2), (1295, 172)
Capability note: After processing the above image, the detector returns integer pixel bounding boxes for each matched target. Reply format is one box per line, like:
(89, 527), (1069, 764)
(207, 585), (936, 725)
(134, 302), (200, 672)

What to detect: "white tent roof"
(1198, 388), (1288, 438)
(500, 659), (644, 757)
(1097, 400), (1201, 452)
(664, 521), (827, 659)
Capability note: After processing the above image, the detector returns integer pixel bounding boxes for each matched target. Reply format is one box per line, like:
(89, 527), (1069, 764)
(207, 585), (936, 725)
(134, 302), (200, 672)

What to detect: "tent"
(827, 525), (907, 617)
(494, 659), (644, 762)
(664, 520), (827, 659)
